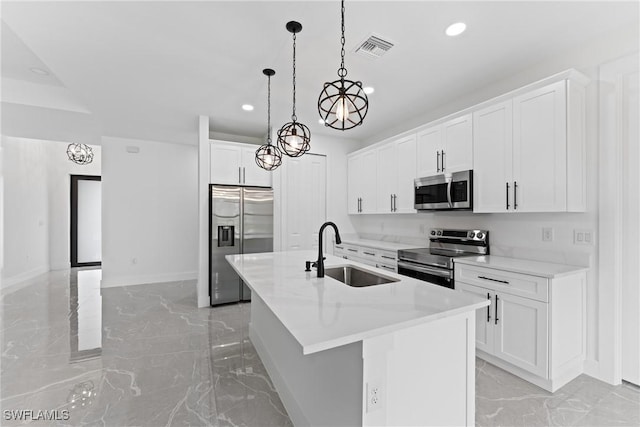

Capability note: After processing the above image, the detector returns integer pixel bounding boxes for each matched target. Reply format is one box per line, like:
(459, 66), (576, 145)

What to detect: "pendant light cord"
(339, 0), (347, 78)
(267, 74), (272, 144)
(292, 32), (297, 122)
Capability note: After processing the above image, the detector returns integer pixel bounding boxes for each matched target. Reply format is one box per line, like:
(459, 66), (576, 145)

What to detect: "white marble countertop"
(454, 255), (588, 278)
(338, 237), (420, 251)
(226, 250), (489, 355)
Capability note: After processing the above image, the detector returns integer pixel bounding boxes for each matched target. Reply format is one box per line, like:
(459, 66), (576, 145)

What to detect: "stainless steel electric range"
(397, 229), (489, 289)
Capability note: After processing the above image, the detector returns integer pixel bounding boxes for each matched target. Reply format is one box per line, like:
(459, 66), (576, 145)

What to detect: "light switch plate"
(574, 229), (595, 245)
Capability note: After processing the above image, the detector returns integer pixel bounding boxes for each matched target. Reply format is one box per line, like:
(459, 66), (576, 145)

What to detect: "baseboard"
(1, 265), (50, 289)
(100, 271), (197, 288)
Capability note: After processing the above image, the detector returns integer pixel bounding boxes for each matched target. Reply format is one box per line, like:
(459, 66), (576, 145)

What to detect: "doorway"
(70, 175), (102, 267)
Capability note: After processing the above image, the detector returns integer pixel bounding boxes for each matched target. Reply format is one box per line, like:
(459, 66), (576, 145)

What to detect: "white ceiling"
(1, 1), (638, 145)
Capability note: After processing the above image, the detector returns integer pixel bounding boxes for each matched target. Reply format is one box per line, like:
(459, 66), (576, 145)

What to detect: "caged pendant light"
(318, 0), (369, 130)
(277, 21), (311, 158)
(66, 143), (94, 165)
(255, 68), (283, 171)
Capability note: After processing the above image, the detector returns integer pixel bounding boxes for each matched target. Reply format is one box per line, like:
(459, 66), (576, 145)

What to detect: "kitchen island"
(226, 251), (489, 426)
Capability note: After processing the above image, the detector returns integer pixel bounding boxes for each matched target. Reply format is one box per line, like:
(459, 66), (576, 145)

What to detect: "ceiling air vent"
(354, 34), (394, 59)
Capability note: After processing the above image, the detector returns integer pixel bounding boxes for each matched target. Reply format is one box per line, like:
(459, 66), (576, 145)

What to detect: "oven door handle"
(398, 261), (452, 278)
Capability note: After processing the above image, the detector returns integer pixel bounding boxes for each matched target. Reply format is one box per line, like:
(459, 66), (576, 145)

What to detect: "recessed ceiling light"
(242, 104), (254, 111)
(363, 86), (375, 95)
(445, 22), (466, 37)
(30, 67), (49, 76)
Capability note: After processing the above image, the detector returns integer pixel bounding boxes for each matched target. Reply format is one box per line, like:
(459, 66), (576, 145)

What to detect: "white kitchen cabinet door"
(513, 81), (567, 212)
(473, 101), (513, 213)
(241, 147), (272, 187)
(457, 283), (494, 355)
(494, 292), (549, 378)
(442, 114), (473, 173)
(347, 154), (361, 214)
(416, 125), (442, 178)
(360, 150), (378, 213)
(395, 134), (417, 213)
(376, 143), (397, 213)
(210, 143), (242, 184)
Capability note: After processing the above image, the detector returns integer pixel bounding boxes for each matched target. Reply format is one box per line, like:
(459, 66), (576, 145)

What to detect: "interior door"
(70, 175), (101, 267)
(281, 154), (327, 251)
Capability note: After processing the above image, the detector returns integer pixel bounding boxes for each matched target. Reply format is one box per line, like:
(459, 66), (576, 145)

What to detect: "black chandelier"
(255, 68), (283, 171)
(277, 21), (310, 158)
(66, 143), (94, 165)
(318, 0), (369, 130)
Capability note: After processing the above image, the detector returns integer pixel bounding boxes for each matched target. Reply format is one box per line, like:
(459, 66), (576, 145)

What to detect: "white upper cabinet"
(416, 125), (442, 177)
(512, 81), (567, 212)
(210, 141), (272, 187)
(416, 114), (473, 177)
(395, 135), (418, 213)
(473, 100), (513, 213)
(348, 150), (377, 214)
(374, 134), (417, 214)
(442, 114), (473, 173)
(473, 74), (587, 213)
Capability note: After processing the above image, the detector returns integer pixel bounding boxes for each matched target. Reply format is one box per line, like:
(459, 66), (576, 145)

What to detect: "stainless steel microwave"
(414, 170), (473, 211)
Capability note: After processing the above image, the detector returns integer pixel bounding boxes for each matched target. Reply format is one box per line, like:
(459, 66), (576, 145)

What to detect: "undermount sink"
(324, 265), (399, 287)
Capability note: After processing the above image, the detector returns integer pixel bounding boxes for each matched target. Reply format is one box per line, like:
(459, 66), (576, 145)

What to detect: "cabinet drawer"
(455, 264), (548, 302)
(334, 244), (346, 257)
(342, 244), (360, 256)
(377, 249), (398, 264)
(359, 248), (378, 260)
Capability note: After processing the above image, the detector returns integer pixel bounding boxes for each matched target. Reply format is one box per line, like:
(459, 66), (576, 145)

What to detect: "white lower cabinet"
(456, 262), (585, 392)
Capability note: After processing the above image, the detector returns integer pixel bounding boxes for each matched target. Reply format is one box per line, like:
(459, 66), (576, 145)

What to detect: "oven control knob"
(476, 232), (484, 240)
(468, 231), (475, 239)
(430, 230), (436, 236)
(436, 230), (442, 236)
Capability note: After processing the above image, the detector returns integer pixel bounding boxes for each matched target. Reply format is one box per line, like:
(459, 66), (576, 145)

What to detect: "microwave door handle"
(447, 180), (453, 208)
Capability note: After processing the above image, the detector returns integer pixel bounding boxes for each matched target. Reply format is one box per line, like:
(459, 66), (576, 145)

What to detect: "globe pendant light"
(318, 0), (369, 130)
(255, 68), (283, 171)
(277, 21), (310, 158)
(66, 143), (94, 165)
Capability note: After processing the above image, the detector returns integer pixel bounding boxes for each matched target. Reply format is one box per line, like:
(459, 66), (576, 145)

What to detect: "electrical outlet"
(542, 227), (554, 242)
(574, 229), (595, 245)
(367, 380), (382, 412)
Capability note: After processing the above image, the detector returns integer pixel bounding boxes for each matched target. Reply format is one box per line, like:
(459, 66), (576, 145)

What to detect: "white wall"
(1, 136), (49, 287)
(1, 136), (102, 288)
(349, 24), (639, 381)
(101, 136), (198, 288)
(47, 141), (101, 270)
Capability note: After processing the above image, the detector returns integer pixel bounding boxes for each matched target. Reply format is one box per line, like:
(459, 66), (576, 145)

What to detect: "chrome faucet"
(316, 222), (341, 278)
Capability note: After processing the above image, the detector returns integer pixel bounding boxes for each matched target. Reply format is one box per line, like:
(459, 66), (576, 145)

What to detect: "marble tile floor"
(1, 268), (638, 426)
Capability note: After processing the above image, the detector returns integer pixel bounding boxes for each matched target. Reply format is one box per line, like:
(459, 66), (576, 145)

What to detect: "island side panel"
(249, 294), (363, 426)
(362, 311), (476, 426)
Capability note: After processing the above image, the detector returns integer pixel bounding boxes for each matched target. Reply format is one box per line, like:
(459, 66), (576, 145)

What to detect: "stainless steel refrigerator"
(209, 185), (273, 306)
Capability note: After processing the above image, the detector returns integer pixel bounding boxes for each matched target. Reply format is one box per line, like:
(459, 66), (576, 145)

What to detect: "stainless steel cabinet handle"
(381, 255), (396, 260)
(495, 295), (499, 325)
(478, 275), (510, 285)
(393, 194), (397, 212)
(335, 246), (344, 250)
(363, 251), (375, 256)
(242, 167), (246, 184)
(514, 181), (518, 210)
(436, 151), (441, 172)
(347, 248), (358, 252)
(238, 167), (242, 184)
(487, 293), (492, 322)
(390, 194), (393, 212)
(442, 150), (446, 172)
(379, 265), (395, 271)
(506, 182), (510, 210)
